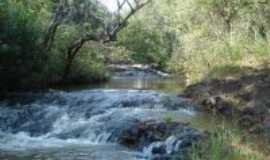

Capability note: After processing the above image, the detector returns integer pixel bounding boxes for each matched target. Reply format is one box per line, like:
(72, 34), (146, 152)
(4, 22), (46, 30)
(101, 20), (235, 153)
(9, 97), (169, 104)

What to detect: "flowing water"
(0, 76), (219, 160)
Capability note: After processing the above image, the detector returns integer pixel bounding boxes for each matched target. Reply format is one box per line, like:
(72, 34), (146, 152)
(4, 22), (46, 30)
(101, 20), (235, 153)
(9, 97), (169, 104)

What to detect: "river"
(0, 74), (222, 160)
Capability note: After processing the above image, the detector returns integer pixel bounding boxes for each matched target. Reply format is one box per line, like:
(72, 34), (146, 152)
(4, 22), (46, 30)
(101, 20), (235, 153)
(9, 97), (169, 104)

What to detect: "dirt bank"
(182, 67), (270, 146)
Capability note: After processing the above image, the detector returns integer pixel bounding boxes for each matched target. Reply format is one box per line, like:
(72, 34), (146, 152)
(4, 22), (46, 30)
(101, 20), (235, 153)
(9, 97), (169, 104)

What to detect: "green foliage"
(117, 1), (178, 69)
(51, 23), (109, 84)
(0, 0), (48, 89)
(207, 65), (245, 80)
(157, 0), (270, 83)
(188, 128), (265, 160)
(70, 43), (110, 83)
(2, 0), (270, 89)
(0, 0), (110, 90)
(118, 20), (166, 67)
(105, 46), (133, 64)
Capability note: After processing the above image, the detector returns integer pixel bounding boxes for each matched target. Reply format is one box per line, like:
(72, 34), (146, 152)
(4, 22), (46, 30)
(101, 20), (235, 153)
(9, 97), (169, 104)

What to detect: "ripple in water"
(0, 89), (197, 160)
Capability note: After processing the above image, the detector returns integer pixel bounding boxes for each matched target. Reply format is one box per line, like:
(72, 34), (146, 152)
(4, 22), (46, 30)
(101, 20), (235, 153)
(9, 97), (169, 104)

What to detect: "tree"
(117, 0), (180, 69)
(42, 0), (152, 80)
(199, 0), (241, 32)
(63, 0), (152, 80)
(0, 0), (48, 89)
(43, 0), (69, 51)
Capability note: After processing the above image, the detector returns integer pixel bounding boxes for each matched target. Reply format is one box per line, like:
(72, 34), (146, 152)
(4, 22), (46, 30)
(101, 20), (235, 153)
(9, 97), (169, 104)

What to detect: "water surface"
(0, 76), (220, 160)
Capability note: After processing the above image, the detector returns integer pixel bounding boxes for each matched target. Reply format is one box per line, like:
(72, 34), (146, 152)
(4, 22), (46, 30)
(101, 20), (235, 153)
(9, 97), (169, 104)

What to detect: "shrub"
(69, 43), (110, 84)
(117, 14), (176, 70)
(0, 0), (48, 90)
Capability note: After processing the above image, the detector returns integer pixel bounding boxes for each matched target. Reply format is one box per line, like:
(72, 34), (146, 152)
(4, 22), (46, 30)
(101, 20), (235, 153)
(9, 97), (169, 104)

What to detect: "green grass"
(207, 65), (251, 80)
(188, 128), (266, 160)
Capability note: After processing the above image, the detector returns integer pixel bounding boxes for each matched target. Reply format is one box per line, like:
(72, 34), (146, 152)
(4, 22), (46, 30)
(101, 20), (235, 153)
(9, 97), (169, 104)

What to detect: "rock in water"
(118, 120), (203, 160)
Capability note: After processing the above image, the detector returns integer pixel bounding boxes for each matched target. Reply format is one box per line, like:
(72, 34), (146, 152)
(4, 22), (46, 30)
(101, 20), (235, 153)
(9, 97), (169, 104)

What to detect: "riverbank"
(181, 66), (270, 157)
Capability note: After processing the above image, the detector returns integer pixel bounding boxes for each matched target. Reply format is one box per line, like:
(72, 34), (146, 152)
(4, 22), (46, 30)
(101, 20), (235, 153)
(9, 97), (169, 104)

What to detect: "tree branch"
(62, 0), (152, 80)
(43, 0), (68, 51)
(106, 0), (152, 42)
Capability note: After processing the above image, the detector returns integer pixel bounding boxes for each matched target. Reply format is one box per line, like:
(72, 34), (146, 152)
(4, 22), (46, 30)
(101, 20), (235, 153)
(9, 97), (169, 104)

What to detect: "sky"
(99, 0), (118, 12)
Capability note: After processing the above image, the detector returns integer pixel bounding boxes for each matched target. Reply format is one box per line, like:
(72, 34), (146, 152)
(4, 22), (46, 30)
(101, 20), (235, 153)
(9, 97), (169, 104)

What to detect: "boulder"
(202, 96), (235, 116)
(118, 120), (203, 160)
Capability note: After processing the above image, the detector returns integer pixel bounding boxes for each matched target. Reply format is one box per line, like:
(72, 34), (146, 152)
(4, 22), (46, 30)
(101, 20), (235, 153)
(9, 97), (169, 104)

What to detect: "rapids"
(0, 75), (214, 160)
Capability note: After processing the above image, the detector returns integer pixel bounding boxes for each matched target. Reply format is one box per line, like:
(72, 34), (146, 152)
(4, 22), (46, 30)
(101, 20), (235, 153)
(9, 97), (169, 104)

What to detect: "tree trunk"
(43, 21), (61, 51)
(62, 38), (86, 81)
(63, 56), (73, 81)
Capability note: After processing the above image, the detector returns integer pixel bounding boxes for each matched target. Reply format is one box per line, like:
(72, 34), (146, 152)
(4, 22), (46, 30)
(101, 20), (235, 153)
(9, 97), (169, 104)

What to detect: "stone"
(118, 120), (203, 160)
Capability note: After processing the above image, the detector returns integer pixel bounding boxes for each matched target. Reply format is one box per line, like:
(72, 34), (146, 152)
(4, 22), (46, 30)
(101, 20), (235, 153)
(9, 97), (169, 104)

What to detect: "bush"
(69, 43), (110, 84)
(0, 0), (48, 90)
(117, 12), (176, 70)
